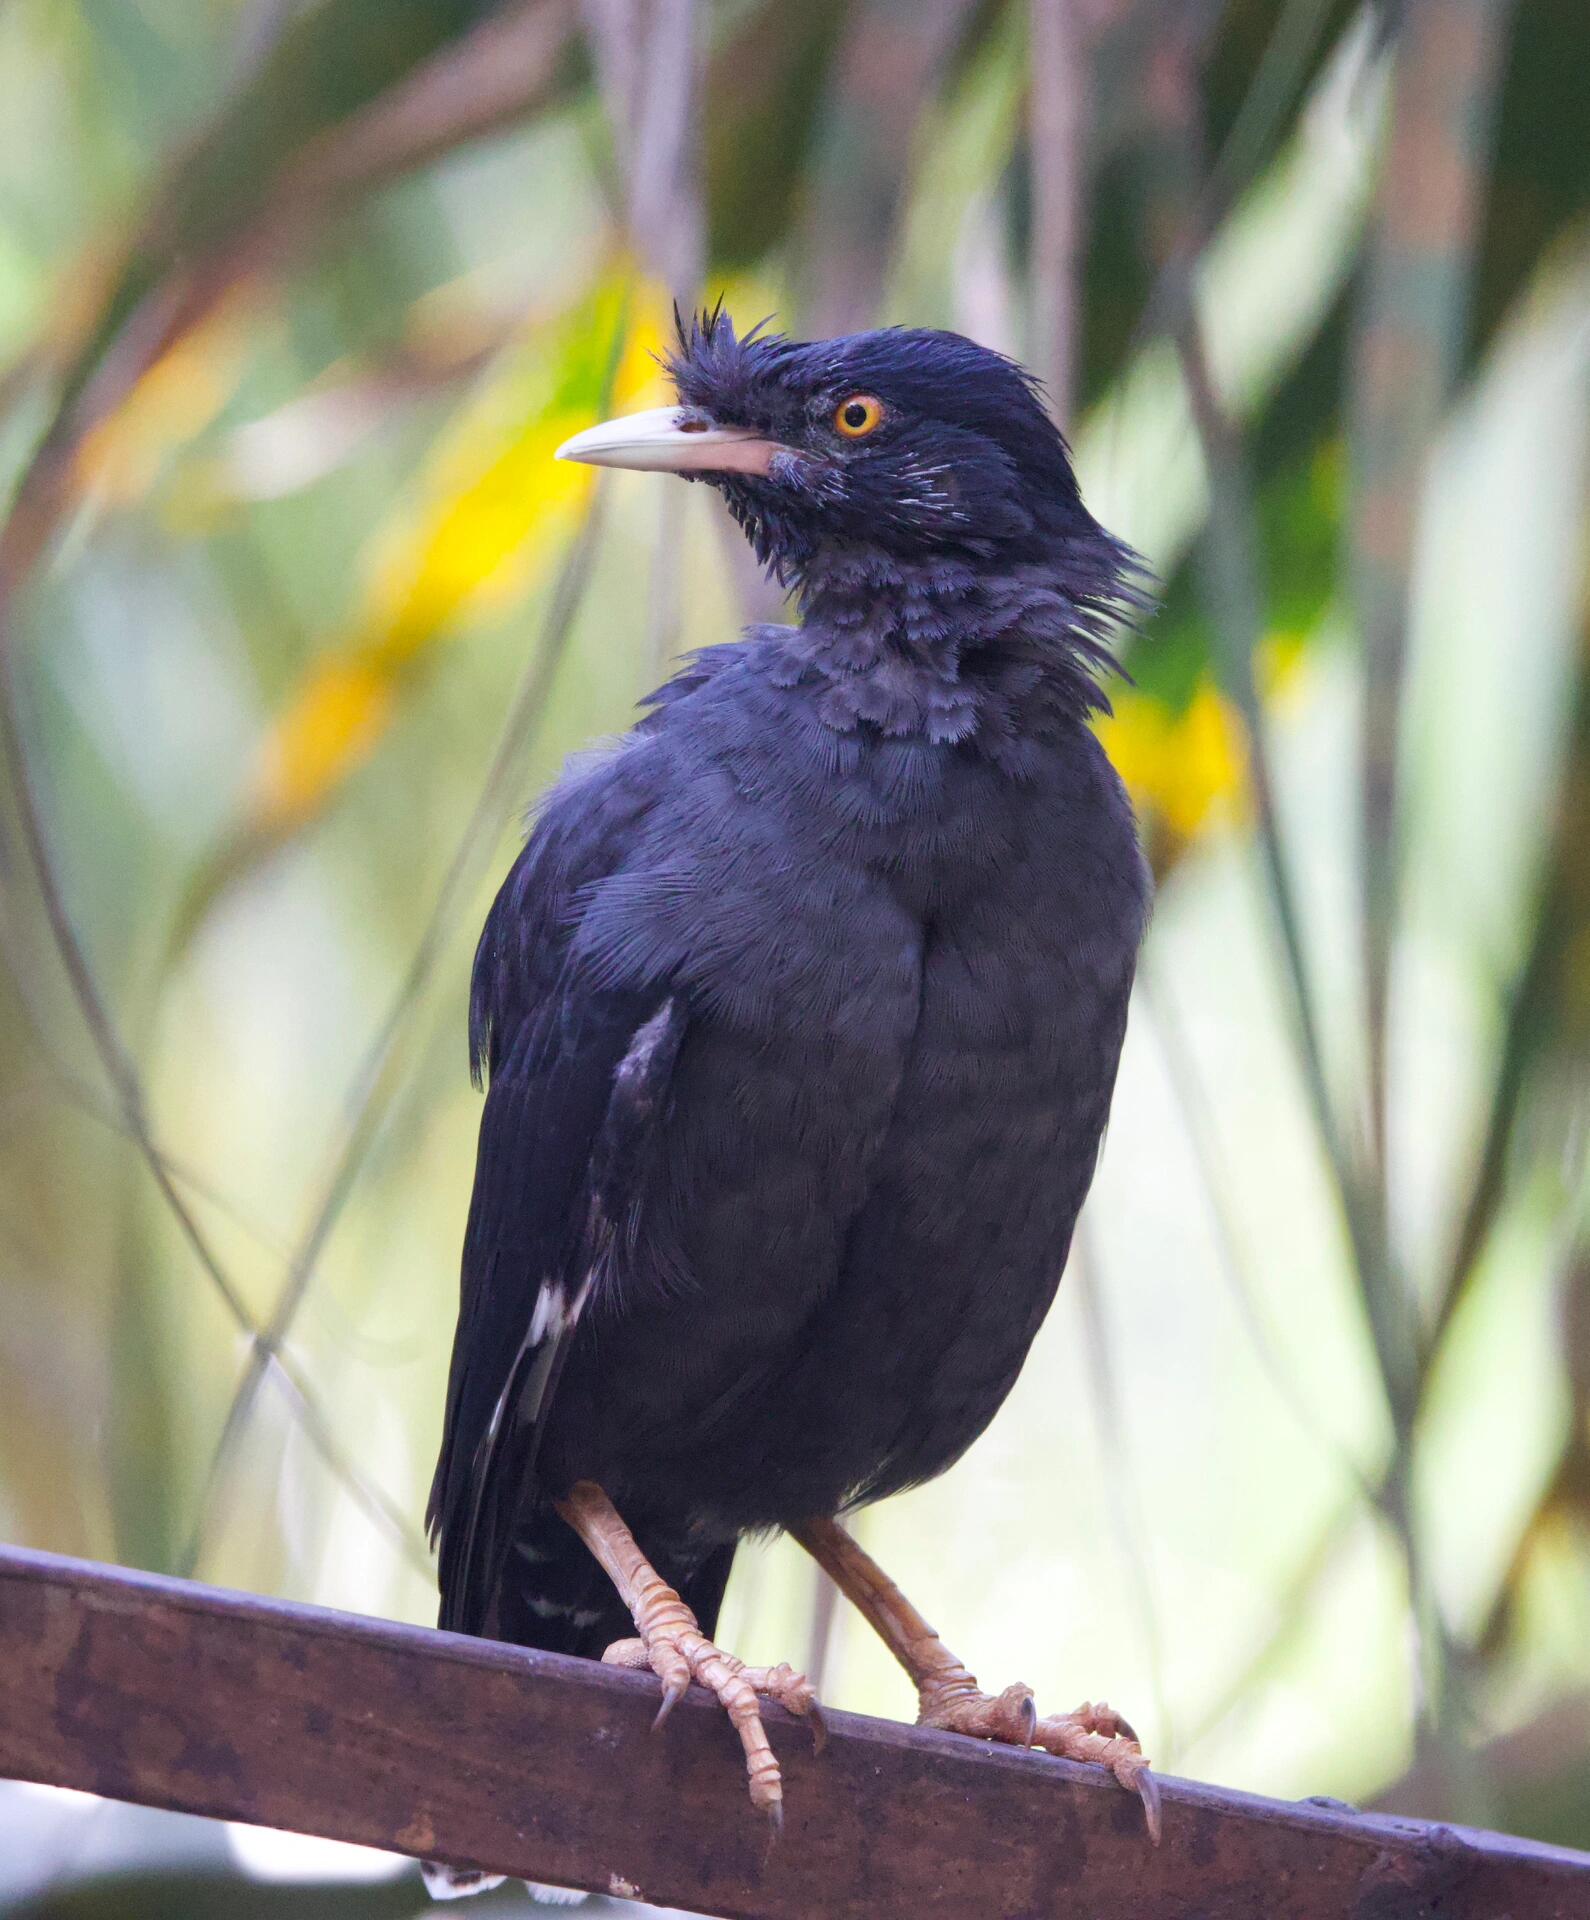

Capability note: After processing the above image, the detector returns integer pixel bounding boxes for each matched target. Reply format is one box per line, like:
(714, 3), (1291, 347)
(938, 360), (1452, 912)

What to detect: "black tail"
(448, 1503), (737, 1662)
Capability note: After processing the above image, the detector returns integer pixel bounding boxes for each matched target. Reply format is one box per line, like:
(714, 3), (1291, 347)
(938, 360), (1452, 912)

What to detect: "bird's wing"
(428, 777), (685, 1637)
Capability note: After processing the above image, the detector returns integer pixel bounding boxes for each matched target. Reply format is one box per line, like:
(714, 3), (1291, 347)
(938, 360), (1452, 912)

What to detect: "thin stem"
(1352, 0), (1512, 1198)
(1028, 0), (1087, 428)
(1071, 1218), (1175, 1755)
(185, 487), (611, 1572)
(1176, 318), (1400, 1385)
(1139, 961), (1378, 1510)
(0, 588), (427, 1572)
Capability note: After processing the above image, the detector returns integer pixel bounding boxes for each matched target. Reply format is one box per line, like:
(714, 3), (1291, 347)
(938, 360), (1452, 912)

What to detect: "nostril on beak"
(554, 407), (779, 472)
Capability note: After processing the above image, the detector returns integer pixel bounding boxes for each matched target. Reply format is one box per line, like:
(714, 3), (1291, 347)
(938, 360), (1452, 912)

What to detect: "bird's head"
(556, 306), (1102, 584)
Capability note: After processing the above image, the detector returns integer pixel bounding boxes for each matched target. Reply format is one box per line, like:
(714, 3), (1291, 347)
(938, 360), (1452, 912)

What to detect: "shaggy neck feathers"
(754, 533), (1146, 759)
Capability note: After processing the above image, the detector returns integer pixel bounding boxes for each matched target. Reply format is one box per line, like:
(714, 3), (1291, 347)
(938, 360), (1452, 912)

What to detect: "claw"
(759, 1794), (785, 1868)
(566, 1487), (821, 1820)
(1133, 1766), (1163, 1847)
(653, 1679), (687, 1730)
(806, 1699), (829, 1754)
(1017, 1692), (1038, 1747)
(1086, 1699), (1140, 1745)
(608, 1628), (820, 1818)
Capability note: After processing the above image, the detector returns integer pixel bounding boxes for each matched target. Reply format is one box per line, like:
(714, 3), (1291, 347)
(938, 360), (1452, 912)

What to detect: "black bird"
(428, 309), (1155, 1869)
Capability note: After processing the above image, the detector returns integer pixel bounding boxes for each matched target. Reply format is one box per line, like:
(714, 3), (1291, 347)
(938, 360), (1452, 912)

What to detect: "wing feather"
(429, 773), (685, 1636)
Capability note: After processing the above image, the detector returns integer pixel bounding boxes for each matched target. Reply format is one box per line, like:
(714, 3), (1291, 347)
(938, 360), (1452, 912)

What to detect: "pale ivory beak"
(554, 406), (780, 476)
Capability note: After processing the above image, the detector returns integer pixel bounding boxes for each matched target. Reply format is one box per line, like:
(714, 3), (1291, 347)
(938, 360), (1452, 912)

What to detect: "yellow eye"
(834, 394), (884, 438)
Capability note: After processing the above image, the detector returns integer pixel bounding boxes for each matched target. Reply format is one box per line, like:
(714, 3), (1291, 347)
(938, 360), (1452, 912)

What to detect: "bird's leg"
(793, 1515), (1160, 1842)
(555, 1481), (823, 1824)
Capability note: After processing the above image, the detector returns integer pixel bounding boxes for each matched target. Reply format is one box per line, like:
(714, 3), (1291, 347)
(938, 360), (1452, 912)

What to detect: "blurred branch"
(1344, 0), (1514, 1803)
(1175, 1483), (1362, 1766)
(277, 1), (576, 204)
(583, 0), (705, 297)
(1351, 0), (1513, 1196)
(1028, 0), (1089, 425)
(1130, 21), (1362, 1261)
(1470, 1246), (1590, 1667)
(1175, 295), (1378, 1330)
(185, 479), (616, 1577)
(217, 312), (518, 502)
(1375, 1696), (1590, 1853)
(176, 282), (628, 915)
(1071, 1218), (1175, 1752)
(1143, 18), (1493, 1819)
(1139, 962), (1379, 1508)
(0, 347), (41, 434)
(583, 0), (704, 668)
(804, 1560), (840, 1698)
(0, 0), (583, 1583)
(1199, 0), (1344, 229)
(0, 878), (341, 1282)
(1097, 0), (1354, 390)
(225, 0), (305, 79)
(799, 0), (977, 334)
(1424, 522), (1590, 1361)
(2, 0), (575, 584)
(0, 599), (427, 1574)
(1135, 17), (1409, 1439)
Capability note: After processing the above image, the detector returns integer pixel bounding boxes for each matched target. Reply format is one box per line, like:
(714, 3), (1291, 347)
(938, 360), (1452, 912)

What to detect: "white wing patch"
(528, 1279), (563, 1345)
(484, 1273), (596, 1467)
(528, 1273), (592, 1345)
(420, 1861), (507, 1901)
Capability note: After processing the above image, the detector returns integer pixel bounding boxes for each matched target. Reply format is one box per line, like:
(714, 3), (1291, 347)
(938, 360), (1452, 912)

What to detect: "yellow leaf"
(242, 274), (642, 839)
(254, 657), (397, 829)
(361, 410), (595, 658)
(352, 275), (661, 660)
(1098, 677), (1248, 851)
(73, 312), (248, 506)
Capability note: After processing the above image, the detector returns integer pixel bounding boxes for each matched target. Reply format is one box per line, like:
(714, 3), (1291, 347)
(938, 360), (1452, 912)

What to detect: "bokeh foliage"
(0, 0), (1587, 1910)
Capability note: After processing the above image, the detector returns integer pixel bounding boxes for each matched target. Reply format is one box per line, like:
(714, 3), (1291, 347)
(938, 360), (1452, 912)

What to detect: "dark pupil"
(843, 402), (868, 429)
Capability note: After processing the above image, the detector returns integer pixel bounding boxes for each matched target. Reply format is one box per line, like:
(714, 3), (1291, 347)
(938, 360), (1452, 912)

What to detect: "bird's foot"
(919, 1677), (1161, 1842)
(557, 1482), (825, 1825)
(603, 1619), (824, 1825)
(791, 1516), (1161, 1841)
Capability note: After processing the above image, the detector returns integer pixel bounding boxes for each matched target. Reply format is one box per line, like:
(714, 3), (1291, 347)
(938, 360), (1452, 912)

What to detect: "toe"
(614, 1623), (816, 1818)
(1032, 1707), (1159, 1843)
(1073, 1698), (1140, 1744)
(718, 1671), (783, 1813)
(600, 1636), (650, 1670)
(1132, 1764), (1163, 1846)
(922, 1680), (1036, 1743)
(745, 1661), (819, 1717)
(743, 1661), (826, 1750)
(680, 1637), (789, 1817)
(602, 1630), (692, 1722)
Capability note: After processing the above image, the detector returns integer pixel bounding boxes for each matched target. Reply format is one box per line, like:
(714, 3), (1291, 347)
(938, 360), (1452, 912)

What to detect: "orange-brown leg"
(793, 1515), (1160, 1843)
(556, 1482), (823, 1826)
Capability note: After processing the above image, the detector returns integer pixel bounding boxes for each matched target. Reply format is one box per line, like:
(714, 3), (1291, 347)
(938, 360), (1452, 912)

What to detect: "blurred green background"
(0, 0), (1587, 1912)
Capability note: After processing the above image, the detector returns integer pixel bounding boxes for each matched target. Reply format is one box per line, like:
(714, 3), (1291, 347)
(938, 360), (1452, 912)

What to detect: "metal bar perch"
(1, 1546), (1587, 1919)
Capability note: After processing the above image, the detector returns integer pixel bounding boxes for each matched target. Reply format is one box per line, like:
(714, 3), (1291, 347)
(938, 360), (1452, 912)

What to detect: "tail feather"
(443, 1502), (737, 1662)
(490, 1513), (635, 1658)
(421, 1862), (587, 1903)
(427, 1512), (738, 1902)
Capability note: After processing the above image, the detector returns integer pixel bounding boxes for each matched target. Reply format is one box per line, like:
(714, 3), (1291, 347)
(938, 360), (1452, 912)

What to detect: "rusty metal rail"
(2, 1545), (1588, 1918)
